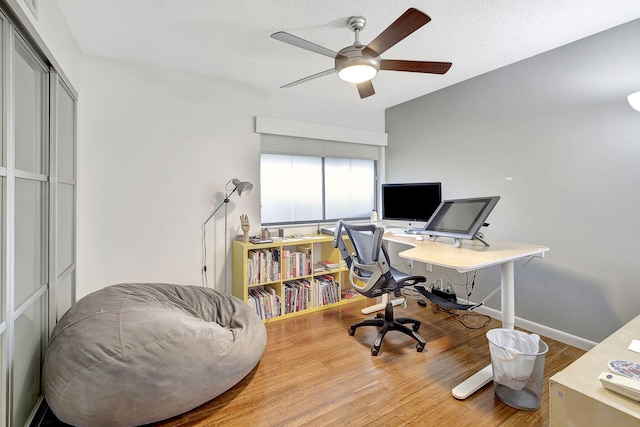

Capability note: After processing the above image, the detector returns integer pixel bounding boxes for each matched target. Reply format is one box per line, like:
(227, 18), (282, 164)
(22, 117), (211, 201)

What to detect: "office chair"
(334, 220), (427, 356)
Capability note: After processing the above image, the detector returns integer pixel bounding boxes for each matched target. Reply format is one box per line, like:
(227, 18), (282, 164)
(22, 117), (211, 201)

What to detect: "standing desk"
(383, 234), (549, 399)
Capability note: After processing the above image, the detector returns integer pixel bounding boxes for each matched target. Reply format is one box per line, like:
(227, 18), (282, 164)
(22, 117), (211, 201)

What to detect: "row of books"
(315, 275), (340, 306)
(283, 275), (340, 314)
(281, 248), (311, 279)
(246, 248), (344, 286)
(283, 279), (312, 314)
(247, 248), (281, 285)
(248, 286), (281, 320)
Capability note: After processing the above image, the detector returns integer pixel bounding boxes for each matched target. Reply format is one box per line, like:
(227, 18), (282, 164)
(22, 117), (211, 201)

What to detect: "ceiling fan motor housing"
(335, 45), (380, 75)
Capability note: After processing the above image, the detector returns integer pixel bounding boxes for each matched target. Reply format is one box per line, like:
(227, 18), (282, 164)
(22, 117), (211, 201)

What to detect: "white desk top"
(383, 233), (549, 272)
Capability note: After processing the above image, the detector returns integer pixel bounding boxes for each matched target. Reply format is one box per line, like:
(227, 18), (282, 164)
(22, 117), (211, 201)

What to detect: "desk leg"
(361, 294), (404, 314)
(501, 261), (515, 329)
(452, 261), (516, 399)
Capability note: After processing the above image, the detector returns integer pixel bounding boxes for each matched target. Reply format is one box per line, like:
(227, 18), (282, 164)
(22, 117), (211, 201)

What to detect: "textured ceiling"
(56, 0), (640, 109)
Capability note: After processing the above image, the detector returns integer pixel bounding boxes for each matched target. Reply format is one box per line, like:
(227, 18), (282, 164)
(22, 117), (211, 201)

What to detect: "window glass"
(13, 296), (46, 427)
(56, 272), (74, 320)
(261, 154), (375, 224)
(56, 83), (75, 181)
(0, 177), (3, 323)
(261, 154), (322, 224)
(14, 178), (46, 308)
(325, 158), (375, 220)
(13, 39), (46, 175)
(57, 183), (74, 274)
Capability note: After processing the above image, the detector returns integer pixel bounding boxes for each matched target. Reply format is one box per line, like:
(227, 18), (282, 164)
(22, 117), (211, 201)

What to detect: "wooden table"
(549, 314), (640, 426)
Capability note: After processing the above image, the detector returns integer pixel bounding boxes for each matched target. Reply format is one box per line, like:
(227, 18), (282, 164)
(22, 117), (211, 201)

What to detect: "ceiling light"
(338, 64), (378, 83)
(628, 91), (640, 112)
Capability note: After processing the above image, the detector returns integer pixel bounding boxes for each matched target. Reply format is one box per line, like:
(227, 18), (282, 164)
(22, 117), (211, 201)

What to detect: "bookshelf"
(232, 234), (363, 321)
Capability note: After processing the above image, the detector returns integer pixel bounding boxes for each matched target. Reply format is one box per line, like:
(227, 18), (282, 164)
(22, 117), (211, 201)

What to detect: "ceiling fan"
(271, 8), (452, 99)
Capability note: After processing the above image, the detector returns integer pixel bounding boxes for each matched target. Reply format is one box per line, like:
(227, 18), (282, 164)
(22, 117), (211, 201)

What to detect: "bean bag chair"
(42, 283), (267, 426)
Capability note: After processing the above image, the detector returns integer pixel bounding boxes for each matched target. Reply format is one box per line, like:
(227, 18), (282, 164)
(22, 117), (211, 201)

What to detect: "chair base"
(348, 300), (427, 356)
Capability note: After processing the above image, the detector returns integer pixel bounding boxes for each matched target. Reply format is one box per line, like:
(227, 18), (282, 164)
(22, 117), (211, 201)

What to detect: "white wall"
(385, 19), (640, 343)
(75, 55), (385, 298)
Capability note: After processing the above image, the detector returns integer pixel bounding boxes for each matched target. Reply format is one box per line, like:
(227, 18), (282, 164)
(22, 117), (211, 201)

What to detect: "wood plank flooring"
(152, 298), (585, 427)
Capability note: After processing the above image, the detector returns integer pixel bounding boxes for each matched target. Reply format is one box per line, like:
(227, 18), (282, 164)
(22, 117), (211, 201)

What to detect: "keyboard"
(404, 228), (424, 234)
(385, 228), (425, 235)
(392, 233), (424, 240)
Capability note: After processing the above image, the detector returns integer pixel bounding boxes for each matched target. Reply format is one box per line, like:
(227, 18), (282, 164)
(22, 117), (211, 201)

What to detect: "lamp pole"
(202, 179), (252, 291)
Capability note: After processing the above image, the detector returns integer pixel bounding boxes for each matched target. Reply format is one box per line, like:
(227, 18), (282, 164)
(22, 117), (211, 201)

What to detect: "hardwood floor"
(41, 298), (585, 426)
(155, 298), (584, 427)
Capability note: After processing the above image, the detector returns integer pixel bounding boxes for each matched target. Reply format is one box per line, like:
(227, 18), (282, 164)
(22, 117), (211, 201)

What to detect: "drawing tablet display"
(423, 196), (500, 243)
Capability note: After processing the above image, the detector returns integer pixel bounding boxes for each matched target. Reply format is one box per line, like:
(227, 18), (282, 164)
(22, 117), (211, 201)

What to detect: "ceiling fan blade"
(271, 31), (339, 59)
(363, 8), (431, 57)
(380, 60), (452, 74)
(281, 69), (336, 88)
(356, 80), (375, 98)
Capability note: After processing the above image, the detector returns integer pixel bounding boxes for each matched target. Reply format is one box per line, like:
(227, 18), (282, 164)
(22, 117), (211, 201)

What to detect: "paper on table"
(628, 339), (640, 354)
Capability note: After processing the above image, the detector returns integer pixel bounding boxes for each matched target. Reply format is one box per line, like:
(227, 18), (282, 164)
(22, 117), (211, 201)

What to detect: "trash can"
(486, 328), (549, 411)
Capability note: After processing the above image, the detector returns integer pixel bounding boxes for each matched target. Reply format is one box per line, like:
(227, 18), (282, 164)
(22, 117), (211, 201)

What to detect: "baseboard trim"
(472, 305), (597, 351)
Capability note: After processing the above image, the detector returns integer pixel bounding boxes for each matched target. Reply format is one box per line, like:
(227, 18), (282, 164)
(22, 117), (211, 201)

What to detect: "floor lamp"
(202, 178), (253, 290)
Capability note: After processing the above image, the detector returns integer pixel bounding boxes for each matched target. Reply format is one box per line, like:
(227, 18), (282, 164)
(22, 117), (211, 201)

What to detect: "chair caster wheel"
(375, 313), (384, 319)
(371, 349), (379, 356)
(348, 328), (355, 336)
(412, 323), (420, 332)
(417, 344), (425, 352)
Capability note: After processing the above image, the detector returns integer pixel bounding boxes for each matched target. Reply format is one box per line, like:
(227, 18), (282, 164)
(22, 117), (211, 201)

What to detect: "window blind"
(261, 134), (379, 160)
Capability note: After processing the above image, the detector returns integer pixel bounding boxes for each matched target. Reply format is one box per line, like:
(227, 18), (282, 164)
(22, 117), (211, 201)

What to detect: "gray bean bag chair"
(42, 283), (267, 426)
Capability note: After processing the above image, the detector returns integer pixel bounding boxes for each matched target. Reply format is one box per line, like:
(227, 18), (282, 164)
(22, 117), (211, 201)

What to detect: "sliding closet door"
(0, 6), (76, 425)
(10, 30), (49, 427)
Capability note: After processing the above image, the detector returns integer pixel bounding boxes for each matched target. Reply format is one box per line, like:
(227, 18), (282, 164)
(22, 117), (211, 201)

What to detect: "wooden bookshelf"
(232, 234), (363, 322)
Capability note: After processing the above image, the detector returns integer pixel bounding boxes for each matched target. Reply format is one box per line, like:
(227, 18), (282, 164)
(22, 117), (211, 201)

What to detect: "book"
(341, 289), (359, 300)
(249, 237), (273, 244)
(317, 260), (339, 270)
(313, 264), (326, 273)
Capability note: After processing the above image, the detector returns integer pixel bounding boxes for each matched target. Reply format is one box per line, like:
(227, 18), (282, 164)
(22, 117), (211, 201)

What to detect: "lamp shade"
(230, 178), (253, 197)
(628, 91), (640, 112)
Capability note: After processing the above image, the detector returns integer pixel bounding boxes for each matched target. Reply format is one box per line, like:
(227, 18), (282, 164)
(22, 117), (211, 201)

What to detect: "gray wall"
(385, 19), (640, 343)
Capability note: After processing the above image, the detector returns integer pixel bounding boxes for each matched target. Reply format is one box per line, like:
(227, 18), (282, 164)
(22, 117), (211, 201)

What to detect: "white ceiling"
(56, 0), (640, 109)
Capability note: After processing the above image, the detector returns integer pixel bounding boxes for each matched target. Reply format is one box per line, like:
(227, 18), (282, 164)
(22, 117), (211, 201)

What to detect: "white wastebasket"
(486, 328), (549, 410)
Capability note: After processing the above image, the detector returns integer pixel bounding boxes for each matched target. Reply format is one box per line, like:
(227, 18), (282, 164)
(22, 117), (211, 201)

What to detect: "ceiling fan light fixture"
(628, 91), (640, 112)
(338, 64), (378, 83)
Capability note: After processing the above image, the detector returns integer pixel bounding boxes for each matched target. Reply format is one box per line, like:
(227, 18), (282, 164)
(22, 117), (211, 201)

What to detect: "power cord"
(409, 274), (491, 330)
(434, 305), (491, 330)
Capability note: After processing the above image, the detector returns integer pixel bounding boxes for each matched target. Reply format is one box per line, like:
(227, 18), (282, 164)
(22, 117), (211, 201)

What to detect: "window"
(261, 153), (376, 225)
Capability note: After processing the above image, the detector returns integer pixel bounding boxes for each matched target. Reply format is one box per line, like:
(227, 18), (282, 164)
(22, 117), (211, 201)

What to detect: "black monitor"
(423, 196), (500, 247)
(381, 182), (442, 222)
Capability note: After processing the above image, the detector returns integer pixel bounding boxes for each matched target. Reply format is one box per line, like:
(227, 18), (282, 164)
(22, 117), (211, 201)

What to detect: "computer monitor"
(423, 196), (500, 247)
(381, 182), (442, 222)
